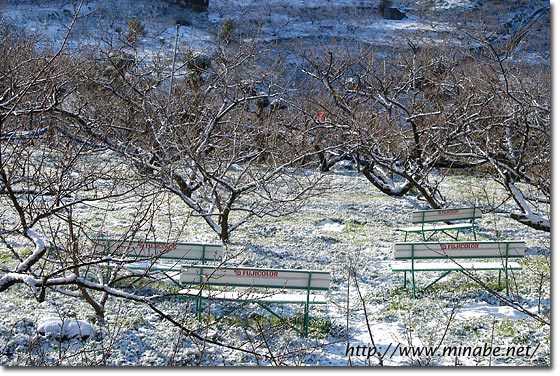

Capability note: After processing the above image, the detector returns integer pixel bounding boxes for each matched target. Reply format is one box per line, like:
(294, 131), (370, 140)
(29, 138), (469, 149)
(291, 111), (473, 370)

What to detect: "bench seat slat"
(179, 288), (328, 304)
(123, 262), (182, 272)
(180, 265), (331, 290)
(391, 261), (522, 272)
(95, 239), (224, 262)
(394, 241), (525, 260)
(411, 207), (482, 224)
(398, 223), (476, 233)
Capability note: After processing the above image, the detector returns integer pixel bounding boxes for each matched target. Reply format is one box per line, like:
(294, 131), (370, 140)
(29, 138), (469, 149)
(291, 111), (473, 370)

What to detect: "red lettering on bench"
(234, 269), (279, 278)
(136, 241), (177, 250)
(440, 243), (480, 250)
(438, 209), (460, 215)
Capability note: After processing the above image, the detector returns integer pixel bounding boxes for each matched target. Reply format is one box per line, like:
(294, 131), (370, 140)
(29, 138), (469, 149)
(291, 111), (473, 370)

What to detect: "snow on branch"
(15, 229), (46, 274)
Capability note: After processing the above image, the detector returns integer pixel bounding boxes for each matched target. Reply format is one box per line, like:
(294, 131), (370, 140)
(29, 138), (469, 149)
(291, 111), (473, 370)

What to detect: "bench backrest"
(95, 239), (224, 263)
(394, 241), (525, 260)
(180, 265), (331, 291)
(411, 207), (482, 224)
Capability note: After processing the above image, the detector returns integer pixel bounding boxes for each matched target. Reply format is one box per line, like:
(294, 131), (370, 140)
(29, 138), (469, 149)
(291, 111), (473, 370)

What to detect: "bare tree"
(440, 8), (550, 232)
(0, 11), (155, 318)
(300, 39), (467, 208)
(299, 8), (550, 229)
(67, 35), (331, 242)
(478, 53), (548, 231)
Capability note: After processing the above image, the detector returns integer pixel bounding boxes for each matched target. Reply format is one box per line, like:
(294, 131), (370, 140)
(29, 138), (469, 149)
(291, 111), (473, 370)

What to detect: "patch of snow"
(36, 317), (93, 340)
(317, 219), (346, 231)
(454, 303), (529, 321)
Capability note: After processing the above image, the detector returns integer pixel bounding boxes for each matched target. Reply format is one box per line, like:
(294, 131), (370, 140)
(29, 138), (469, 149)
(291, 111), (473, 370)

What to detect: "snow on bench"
(397, 207), (482, 241)
(179, 265), (331, 336)
(391, 240), (525, 298)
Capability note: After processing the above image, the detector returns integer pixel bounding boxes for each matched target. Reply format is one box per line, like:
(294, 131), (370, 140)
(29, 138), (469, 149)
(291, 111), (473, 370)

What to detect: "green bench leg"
(196, 295), (203, 321)
(399, 270), (417, 298)
(304, 302), (310, 337)
(498, 269), (512, 296)
(424, 270), (453, 292)
(411, 270), (416, 299)
(256, 302), (312, 337)
(253, 302), (314, 337)
(189, 297), (314, 337)
(498, 270), (502, 290)
(160, 270), (183, 288)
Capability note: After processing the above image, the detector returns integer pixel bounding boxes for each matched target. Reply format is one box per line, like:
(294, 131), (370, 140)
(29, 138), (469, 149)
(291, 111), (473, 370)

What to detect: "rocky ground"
(1, 0), (549, 62)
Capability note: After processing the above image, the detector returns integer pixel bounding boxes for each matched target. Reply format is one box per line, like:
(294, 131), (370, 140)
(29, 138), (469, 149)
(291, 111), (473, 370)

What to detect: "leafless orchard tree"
(0, 9), (158, 318)
(448, 35), (550, 232)
(299, 3), (550, 230)
(66, 31), (333, 243)
(300, 39), (469, 209)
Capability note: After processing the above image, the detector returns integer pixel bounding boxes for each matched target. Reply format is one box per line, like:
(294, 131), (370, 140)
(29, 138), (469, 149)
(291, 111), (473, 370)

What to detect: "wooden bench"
(94, 238), (224, 286)
(397, 207), (482, 241)
(179, 265), (331, 336)
(390, 241), (525, 298)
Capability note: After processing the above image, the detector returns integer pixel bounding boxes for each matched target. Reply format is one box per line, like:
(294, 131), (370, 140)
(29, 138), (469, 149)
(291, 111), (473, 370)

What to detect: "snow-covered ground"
(0, 0), (551, 368)
(0, 170), (551, 366)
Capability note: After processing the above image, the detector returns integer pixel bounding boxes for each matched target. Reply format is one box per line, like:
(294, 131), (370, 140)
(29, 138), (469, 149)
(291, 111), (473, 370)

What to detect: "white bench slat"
(399, 222), (476, 233)
(394, 241), (525, 260)
(95, 239), (224, 262)
(391, 261), (522, 272)
(124, 261), (182, 272)
(179, 288), (328, 304)
(411, 208), (482, 224)
(180, 265), (331, 291)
